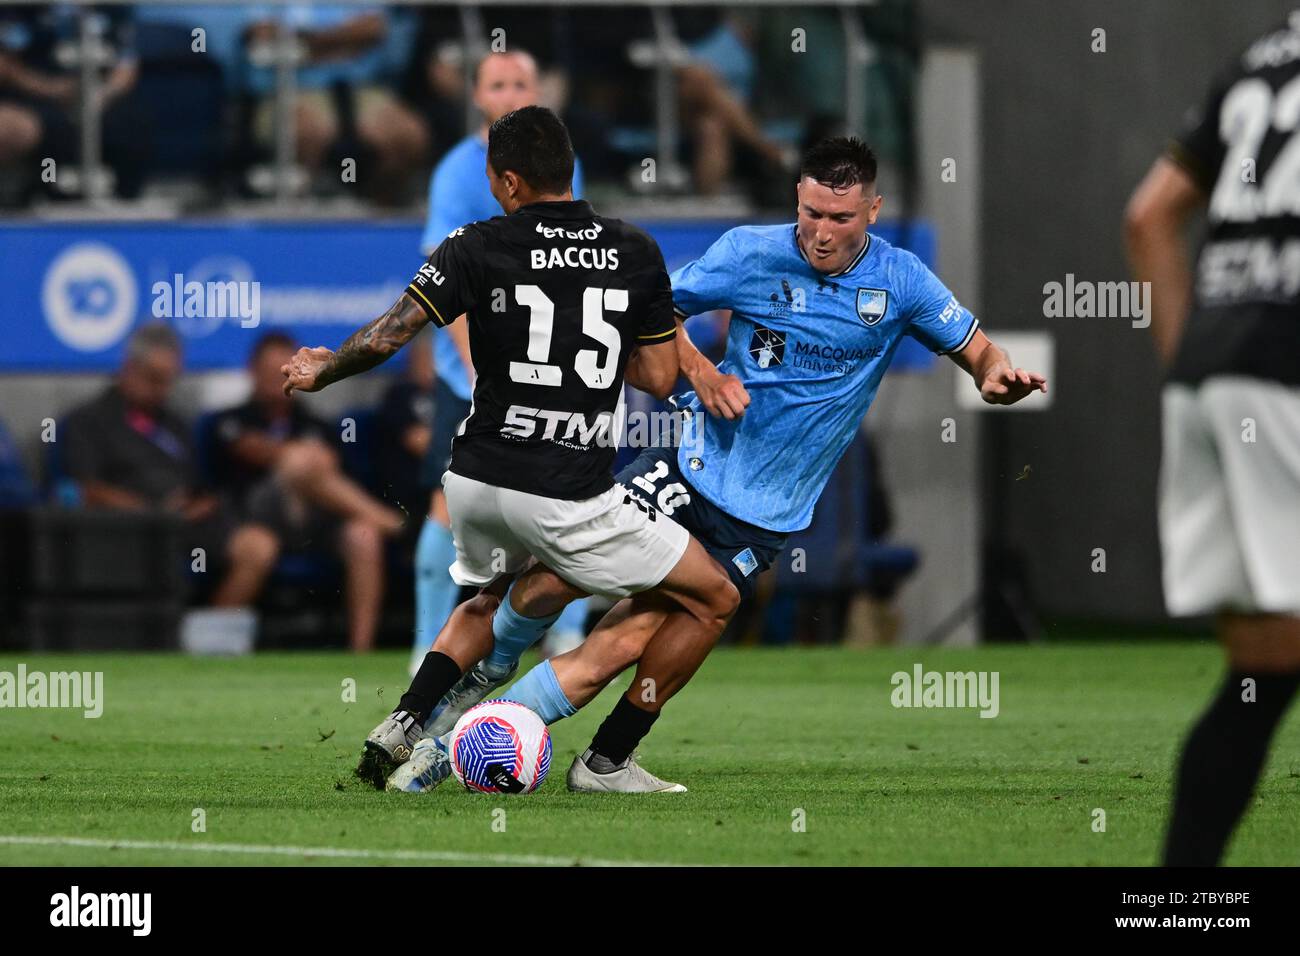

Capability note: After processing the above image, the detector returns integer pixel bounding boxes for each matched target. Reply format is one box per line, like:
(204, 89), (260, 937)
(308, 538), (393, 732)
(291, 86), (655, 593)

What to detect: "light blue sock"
(550, 598), (589, 638)
(484, 584), (561, 676)
(500, 660), (576, 724)
(414, 518), (459, 657)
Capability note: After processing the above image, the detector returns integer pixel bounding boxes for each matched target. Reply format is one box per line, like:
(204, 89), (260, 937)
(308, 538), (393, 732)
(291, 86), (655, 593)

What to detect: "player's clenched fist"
(282, 346), (335, 394)
(694, 366), (751, 420)
(979, 363), (1047, 405)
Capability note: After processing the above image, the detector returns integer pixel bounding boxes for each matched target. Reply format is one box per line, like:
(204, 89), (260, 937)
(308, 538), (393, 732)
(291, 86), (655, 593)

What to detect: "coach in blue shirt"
(411, 49), (585, 671)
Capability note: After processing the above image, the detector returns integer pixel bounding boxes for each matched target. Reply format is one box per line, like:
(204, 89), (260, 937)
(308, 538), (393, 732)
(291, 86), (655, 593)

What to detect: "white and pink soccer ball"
(449, 700), (552, 794)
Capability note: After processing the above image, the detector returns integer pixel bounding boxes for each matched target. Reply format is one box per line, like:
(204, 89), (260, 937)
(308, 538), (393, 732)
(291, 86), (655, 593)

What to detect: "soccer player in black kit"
(1126, 12), (1300, 866)
(282, 106), (737, 791)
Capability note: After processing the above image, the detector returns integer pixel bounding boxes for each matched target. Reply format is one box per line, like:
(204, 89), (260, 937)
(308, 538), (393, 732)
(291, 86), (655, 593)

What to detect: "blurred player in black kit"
(1126, 12), (1300, 866)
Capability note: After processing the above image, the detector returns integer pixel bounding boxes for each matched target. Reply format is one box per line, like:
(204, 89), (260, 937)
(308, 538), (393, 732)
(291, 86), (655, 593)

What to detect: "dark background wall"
(918, 0), (1295, 621)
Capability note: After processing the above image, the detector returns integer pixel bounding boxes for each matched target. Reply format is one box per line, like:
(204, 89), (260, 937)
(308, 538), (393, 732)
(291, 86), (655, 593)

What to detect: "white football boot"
(386, 734), (453, 793)
(566, 749), (687, 793)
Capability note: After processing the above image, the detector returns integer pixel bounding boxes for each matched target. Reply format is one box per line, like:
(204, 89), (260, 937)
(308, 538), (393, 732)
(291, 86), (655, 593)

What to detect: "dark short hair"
(249, 330), (297, 363)
(488, 105), (574, 195)
(799, 137), (878, 193)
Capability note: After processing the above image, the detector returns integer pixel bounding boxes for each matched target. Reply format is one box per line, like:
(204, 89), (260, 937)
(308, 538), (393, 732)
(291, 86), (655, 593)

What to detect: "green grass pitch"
(1, 642), (1297, 866)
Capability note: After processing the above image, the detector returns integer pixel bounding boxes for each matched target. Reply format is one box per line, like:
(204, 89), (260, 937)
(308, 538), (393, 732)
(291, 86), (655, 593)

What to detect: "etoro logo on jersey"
(749, 326), (785, 368)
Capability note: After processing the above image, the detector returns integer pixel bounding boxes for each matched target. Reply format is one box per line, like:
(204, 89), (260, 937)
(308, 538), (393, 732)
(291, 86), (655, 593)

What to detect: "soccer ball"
(449, 700), (552, 794)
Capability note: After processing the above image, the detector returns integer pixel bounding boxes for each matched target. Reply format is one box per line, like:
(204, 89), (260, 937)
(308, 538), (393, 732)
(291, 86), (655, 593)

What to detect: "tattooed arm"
(282, 293), (430, 394)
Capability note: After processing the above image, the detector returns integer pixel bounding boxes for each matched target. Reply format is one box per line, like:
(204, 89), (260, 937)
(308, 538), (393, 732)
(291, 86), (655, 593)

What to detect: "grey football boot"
(421, 660), (518, 738)
(566, 749), (688, 793)
(354, 711), (423, 790)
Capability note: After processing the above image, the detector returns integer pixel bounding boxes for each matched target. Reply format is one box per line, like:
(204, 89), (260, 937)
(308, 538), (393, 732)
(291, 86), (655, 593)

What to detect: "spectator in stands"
(60, 323), (270, 608)
(675, 9), (790, 195)
(563, 6), (787, 194)
(240, 3), (428, 205)
(210, 331), (404, 652)
(401, 7), (577, 164)
(0, 4), (150, 205)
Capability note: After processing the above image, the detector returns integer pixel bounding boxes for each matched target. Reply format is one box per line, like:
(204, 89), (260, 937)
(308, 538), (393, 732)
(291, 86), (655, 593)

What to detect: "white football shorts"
(441, 470), (690, 599)
(1160, 376), (1300, 616)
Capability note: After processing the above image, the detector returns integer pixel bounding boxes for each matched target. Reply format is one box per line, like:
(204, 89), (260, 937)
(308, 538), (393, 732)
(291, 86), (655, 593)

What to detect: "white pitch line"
(0, 834), (700, 868)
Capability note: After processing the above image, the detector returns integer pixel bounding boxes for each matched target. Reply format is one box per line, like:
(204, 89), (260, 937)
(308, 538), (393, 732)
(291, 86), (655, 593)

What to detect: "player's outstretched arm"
(950, 329), (1047, 406)
(1123, 156), (1205, 367)
(282, 293), (431, 394)
(675, 317), (749, 419)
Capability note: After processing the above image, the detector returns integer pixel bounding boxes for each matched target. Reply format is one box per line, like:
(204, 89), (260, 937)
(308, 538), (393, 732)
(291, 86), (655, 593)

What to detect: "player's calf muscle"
(431, 593), (499, 669)
(557, 599), (668, 699)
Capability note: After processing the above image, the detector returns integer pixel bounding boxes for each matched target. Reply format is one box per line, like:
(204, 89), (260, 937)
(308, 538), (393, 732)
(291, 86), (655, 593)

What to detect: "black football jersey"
(404, 199), (677, 500)
(1166, 13), (1300, 387)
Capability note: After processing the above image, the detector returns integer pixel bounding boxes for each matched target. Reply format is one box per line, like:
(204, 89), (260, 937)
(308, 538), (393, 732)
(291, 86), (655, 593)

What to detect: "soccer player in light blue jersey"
(411, 49), (587, 674)
(390, 137), (1045, 794)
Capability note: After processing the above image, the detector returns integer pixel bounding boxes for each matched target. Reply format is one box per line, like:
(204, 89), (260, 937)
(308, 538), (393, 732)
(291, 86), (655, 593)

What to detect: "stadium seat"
(30, 507), (189, 598)
(21, 508), (189, 651)
(41, 418), (81, 507)
(0, 418), (35, 509)
(192, 410), (224, 487)
(27, 597), (184, 652)
(134, 22), (225, 180)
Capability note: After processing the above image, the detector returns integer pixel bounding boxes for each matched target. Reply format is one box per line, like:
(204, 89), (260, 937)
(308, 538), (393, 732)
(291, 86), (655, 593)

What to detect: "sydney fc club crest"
(748, 326), (785, 368)
(856, 288), (889, 327)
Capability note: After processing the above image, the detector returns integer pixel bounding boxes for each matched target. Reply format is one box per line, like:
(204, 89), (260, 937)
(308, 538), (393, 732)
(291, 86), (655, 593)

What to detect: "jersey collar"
(793, 225), (872, 278)
(518, 199), (594, 220)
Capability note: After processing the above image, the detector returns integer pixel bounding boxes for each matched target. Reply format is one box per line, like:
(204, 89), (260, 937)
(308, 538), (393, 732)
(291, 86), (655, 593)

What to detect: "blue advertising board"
(0, 219), (938, 372)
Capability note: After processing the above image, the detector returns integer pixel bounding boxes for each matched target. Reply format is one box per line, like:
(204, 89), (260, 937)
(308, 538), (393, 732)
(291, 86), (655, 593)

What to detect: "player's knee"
(708, 576), (741, 626)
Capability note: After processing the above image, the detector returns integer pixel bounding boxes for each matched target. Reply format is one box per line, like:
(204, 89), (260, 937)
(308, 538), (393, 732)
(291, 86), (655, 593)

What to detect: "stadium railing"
(8, 0), (893, 214)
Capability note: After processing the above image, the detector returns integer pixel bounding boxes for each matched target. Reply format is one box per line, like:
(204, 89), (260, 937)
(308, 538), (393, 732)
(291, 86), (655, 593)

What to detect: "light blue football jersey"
(672, 224), (977, 532)
(421, 135), (584, 400)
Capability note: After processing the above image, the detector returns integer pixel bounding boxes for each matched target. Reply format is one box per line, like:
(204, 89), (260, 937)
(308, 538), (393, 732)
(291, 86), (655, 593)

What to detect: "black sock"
(397, 651), (464, 725)
(588, 695), (659, 768)
(1164, 669), (1300, 866)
